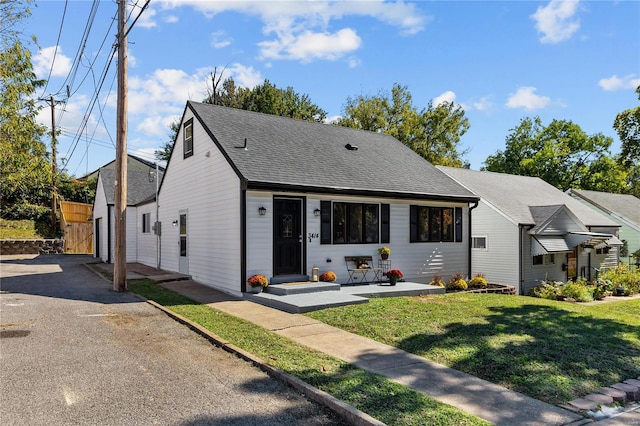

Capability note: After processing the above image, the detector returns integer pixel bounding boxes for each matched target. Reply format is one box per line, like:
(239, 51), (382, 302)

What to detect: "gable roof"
(567, 189), (640, 228)
(82, 154), (164, 180)
(99, 168), (161, 206)
(437, 167), (618, 228)
(187, 102), (477, 202)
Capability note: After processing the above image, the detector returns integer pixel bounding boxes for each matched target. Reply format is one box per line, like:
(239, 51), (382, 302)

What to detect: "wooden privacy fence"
(60, 201), (93, 254)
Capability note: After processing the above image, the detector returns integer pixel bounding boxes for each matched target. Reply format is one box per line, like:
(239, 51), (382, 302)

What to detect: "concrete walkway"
(159, 280), (584, 426)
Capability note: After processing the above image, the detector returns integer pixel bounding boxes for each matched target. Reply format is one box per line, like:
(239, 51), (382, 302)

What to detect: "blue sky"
(21, 0), (640, 177)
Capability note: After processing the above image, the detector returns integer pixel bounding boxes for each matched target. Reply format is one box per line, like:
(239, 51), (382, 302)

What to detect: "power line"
(38, 0), (68, 98)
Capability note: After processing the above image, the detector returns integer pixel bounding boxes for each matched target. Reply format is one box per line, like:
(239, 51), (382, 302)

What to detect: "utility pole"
(42, 96), (61, 231)
(113, 0), (128, 292)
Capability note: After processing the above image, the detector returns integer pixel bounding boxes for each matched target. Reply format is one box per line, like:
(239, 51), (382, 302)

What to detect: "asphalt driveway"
(0, 254), (345, 426)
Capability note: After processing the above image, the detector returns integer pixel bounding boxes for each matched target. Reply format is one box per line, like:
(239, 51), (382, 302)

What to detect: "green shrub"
(447, 273), (468, 291)
(530, 281), (563, 300)
(599, 264), (640, 295)
(468, 273), (488, 289)
(561, 281), (593, 302)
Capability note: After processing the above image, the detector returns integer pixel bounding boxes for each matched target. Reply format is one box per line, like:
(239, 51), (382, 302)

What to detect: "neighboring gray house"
(92, 155), (163, 264)
(149, 102), (479, 296)
(567, 189), (640, 264)
(438, 167), (621, 295)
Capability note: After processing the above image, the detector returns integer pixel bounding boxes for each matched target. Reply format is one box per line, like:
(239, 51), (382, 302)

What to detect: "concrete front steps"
(246, 280), (445, 313)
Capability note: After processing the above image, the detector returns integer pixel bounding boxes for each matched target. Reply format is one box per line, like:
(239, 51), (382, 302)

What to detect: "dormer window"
(183, 119), (193, 159)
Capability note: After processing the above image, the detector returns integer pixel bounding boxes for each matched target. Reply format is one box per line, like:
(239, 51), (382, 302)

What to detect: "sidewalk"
(159, 279), (584, 426)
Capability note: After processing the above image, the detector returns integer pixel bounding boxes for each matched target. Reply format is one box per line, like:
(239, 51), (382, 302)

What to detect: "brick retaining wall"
(0, 239), (65, 255)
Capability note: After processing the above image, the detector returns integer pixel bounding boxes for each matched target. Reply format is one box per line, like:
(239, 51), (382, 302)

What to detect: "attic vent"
(345, 143), (358, 151)
(235, 138), (248, 150)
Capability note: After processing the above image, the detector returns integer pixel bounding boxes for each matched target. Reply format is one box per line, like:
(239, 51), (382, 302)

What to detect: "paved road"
(0, 255), (346, 426)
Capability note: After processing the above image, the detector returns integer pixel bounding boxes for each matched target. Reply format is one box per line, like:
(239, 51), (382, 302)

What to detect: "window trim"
(410, 205), (456, 243)
(472, 236), (487, 250)
(142, 212), (151, 234)
(183, 118), (193, 159)
(332, 201), (379, 245)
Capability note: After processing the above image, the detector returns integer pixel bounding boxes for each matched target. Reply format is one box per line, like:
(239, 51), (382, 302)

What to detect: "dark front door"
(273, 198), (303, 276)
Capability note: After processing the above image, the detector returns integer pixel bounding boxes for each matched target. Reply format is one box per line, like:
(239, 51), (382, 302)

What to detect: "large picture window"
(333, 202), (379, 244)
(183, 118), (193, 158)
(410, 205), (456, 242)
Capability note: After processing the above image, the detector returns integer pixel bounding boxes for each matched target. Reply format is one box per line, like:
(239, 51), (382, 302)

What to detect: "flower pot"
(615, 287), (625, 296)
(389, 276), (397, 286)
(247, 285), (262, 294)
(381, 253), (389, 260)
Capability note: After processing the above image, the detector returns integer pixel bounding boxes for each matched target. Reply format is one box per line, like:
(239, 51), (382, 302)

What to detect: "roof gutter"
(246, 181), (479, 203)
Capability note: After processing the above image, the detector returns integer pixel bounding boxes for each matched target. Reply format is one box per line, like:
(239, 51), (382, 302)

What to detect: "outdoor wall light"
(172, 220), (178, 226)
(582, 244), (593, 254)
(313, 208), (321, 217)
(258, 206), (267, 216)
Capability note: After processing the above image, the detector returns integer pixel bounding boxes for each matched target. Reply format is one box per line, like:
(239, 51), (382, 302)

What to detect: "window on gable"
(410, 205), (456, 242)
(142, 213), (151, 233)
(332, 202), (379, 244)
(183, 118), (193, 159)
(472, 236), (487, 250)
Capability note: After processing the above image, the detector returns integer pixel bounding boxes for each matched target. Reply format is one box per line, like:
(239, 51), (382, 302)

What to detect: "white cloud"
(158, 0), (428, 63)
(163, 15), (178, 24)
(124, 63), (263, 140)
(506, 87), (551, 110)
(598, 74), (640, 91)
(211, 31), (232, 49)
(531, 0), (580, 44)
(33, 46), (72, 79)
(259, 28), (361, 62)
(134, 5), (157, 29)
(472, 96), (493, 112)
(432, 91), (456, 107)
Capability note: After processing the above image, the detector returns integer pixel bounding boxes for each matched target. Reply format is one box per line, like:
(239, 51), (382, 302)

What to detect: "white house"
(567, 189), (640, 264)
(92, 155), (162, 264)
(438, 167), (622, 295)
(149, 102), (479, 297)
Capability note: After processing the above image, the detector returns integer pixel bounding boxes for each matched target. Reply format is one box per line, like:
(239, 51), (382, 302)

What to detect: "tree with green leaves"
(1, 18), (51, 211)
(613, 85), (640, 166)
(337, 83), (469, 166)
(483, 117), (616, 191)
(156, 75), (327, 161)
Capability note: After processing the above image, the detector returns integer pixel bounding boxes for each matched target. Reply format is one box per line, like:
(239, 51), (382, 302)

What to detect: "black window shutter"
(320, 201), (331, 244)
(410, 205), (418, 242)
(381, 204), (390, 243)
(455, 207), (463, 243)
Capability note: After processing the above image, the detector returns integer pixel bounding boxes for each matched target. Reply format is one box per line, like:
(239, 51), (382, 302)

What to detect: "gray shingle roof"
(568, 189), (640, 228)
(188, 102), (477, 201)
(100, 168), (160, 206)
(437, 167), (619, 227)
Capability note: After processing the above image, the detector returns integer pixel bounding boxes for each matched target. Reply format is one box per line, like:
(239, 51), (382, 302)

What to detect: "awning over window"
(531, 231), (619, 256)
(531, 236), (571, 256)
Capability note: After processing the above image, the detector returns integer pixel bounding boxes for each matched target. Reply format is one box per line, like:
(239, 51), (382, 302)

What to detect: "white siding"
(112, 205), (138, 263)
(158, 109), (242, 296)
(249, 194), (471, 285)
(522, 226), (566, 295)
(92, 176), (109, 262)
(470, 201), (520, 289)
(136, 202), (157, 267)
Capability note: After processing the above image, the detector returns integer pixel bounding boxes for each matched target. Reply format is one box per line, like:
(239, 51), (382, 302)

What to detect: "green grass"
(307, 293), (640, 405)
(128, 279), (488, 426)
(0, 219), (43, 239)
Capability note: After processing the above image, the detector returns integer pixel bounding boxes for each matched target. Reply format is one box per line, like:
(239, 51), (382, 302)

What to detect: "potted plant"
(377, 247), (391, 260)
(319, 271), (337, 282)
(385, 269), (403, 286)
(247, 274), (268, 293)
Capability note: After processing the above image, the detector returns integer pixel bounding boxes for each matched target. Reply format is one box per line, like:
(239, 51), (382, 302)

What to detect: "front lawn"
(306, 293), (640, 405)
(128, 279), (488, 426)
